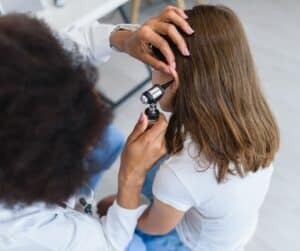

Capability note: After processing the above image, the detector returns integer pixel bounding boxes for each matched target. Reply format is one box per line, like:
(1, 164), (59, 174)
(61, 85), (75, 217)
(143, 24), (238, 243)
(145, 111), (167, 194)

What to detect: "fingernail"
(171, 61), (176, 69)
(183, 47), (190, 56)
(183, 13), (188, 19)
(188, 27), (194, 34)
(139, 113), (145, 123)
(163, 68), (171, 74)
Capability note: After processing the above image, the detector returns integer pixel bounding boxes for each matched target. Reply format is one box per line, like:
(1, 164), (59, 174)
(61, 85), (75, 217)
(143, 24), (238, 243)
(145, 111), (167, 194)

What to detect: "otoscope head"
(140, 79), (174, 105)
(140, 85), (164, 104)
(140, 79), (173, 124)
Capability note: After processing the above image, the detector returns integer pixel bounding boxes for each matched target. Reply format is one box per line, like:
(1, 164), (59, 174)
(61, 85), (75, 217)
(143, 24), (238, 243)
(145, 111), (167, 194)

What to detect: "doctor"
(0, 6), (193, 251)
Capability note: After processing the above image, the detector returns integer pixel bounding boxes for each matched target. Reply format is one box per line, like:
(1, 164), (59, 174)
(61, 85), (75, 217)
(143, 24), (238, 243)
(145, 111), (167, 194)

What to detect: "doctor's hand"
(110, 6), (193, 74)
(117, 113), (167, 209)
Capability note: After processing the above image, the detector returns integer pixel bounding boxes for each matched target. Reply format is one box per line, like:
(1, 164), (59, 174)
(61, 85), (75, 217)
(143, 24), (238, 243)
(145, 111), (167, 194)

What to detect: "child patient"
(99, 5), (280, 251)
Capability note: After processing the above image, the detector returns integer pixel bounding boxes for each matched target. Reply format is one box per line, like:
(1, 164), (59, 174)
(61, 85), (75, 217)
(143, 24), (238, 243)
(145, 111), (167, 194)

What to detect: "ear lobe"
(169, 68), (179, 88)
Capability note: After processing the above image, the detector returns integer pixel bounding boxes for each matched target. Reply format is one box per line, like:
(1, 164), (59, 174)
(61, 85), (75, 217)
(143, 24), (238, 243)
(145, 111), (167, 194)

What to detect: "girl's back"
(153, 137), (273, 250)
(136, 5), (279, 251)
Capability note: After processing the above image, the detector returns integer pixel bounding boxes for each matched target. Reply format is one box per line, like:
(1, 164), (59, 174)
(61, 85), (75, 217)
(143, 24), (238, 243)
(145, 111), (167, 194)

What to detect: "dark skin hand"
(97, 114), (167, 216)
(110, 5), (194, 74)
(98, 6), (192, 214)
(110, 113), (168, 211)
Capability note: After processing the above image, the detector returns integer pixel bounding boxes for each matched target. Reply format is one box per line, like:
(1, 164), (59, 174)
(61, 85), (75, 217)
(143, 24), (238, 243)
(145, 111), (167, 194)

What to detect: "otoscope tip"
(161, 79), (174, 90)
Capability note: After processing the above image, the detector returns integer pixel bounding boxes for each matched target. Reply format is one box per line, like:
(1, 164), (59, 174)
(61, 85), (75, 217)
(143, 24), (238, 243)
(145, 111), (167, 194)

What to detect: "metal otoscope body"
(140, 79), (173, 123)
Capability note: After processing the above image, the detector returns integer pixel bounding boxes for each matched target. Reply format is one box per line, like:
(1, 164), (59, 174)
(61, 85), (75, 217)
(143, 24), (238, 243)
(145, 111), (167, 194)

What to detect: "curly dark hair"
(0, 14), (112, 206)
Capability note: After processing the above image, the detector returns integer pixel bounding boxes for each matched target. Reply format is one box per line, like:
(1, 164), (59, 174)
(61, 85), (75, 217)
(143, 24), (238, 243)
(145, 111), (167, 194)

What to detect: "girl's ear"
(169, 68), (179, 91)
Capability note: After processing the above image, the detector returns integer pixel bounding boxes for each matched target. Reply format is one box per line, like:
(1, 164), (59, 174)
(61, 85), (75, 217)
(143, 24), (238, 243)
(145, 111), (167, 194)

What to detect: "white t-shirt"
(153, 137), (273, 251)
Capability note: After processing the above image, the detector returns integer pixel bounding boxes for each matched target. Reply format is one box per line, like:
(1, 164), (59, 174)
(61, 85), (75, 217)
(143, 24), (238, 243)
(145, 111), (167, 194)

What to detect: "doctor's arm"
(100, 114), (168, 250)
(67, 6), (193, 72)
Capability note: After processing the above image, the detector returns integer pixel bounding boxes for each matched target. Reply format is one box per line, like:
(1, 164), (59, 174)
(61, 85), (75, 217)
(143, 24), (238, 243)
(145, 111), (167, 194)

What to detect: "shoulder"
(163, 138), (216, 184)
(153, 139), (218, 206)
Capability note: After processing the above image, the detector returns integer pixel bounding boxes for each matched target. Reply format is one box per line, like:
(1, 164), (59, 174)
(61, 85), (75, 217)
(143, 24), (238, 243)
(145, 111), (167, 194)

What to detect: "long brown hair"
(164, 5), (280, 182)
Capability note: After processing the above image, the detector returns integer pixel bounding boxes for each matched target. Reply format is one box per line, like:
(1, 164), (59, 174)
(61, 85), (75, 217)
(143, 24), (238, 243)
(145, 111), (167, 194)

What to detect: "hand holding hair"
(110, 6), (193, 74)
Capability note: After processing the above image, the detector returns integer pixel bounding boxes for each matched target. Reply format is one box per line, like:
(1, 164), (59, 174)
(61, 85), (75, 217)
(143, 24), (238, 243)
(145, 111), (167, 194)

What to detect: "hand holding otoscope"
(140, 79), (174, 125)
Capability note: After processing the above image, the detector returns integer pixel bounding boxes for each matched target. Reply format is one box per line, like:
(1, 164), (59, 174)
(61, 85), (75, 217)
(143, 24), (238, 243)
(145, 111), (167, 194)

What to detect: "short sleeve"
(153, 166), (195, 212)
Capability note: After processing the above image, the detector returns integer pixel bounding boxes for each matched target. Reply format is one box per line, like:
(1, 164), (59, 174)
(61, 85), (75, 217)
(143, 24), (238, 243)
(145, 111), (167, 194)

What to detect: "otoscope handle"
(145, 105), (159, 124)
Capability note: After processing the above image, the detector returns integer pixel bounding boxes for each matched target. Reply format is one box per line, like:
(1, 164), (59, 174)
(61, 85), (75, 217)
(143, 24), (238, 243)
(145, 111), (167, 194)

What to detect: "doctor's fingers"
(138, 25), (175, 68)
(152, 22), (190, 57)
(141, 52), (171, 74)
(157, 6), (192, 34)
(127, 113), (148, 144)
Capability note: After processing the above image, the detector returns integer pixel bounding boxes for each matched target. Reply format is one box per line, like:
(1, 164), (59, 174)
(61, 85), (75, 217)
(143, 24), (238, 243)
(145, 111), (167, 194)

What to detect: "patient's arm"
(137, 196), (185, 235)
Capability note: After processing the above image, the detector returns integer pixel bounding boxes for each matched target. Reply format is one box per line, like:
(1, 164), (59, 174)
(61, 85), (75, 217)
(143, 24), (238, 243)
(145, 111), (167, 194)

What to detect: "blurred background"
(1, 0), (299, 250)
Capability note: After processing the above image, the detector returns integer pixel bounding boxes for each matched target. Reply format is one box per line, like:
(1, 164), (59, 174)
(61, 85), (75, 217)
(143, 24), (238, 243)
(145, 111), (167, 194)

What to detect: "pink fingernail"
(171, 61), (176, 69)
(163, 68), (171, 74)
(139, 113), (145, 123)
(188, 27), (194, 34)
(183, 48), (190, 56)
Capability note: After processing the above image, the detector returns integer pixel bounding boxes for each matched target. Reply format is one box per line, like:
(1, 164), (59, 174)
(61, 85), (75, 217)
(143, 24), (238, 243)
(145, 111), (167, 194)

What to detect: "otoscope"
(140, 79), (173, 124)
